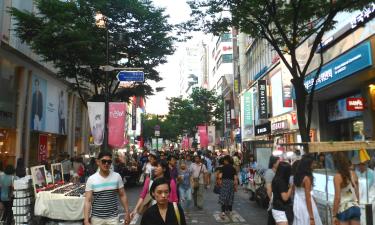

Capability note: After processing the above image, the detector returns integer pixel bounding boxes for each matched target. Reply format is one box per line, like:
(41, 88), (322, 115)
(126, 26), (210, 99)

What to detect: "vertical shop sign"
(258, 80), (268, 118)
(38, 134), (48, 162)
(198, 125), (208, 148)
(241, 90), (254, 140)
(225, 100), (231, 128)
(108, 103), (126, 148)
(132, 97), (137, 130)
(87, 102), (105, 146)
(281, 72), (293, 107)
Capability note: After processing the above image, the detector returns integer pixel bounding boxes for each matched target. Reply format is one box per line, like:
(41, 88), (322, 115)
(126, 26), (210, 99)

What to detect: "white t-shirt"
(85, 171), (124, 218)
(145, 163), (154, 178)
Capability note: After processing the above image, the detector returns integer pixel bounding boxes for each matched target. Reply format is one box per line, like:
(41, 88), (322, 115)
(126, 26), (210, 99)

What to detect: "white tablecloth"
(34, 191), (84, 220)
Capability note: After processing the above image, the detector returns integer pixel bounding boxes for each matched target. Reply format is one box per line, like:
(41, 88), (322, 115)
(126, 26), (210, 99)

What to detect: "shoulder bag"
(173, 202), (181, 225)
(192, 165), (203, 189)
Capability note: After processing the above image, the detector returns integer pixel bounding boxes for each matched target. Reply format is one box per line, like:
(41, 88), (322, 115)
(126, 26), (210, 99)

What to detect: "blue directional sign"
(117, 71), (144, 82)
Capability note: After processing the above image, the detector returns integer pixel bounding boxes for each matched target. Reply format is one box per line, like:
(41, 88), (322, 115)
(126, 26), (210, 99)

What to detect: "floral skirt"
(219, 179), (234, 205)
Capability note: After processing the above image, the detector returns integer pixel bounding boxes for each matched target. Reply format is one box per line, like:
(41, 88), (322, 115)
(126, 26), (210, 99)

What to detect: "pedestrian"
(86, 157), (98, 177)
(217, 155), (238, 219)
(266, 156), (280, 225)
(293, 154), (322, 225)
(272, 161), (294, 225)
(131, 160), (178, 218)
(143, 151), (157, 179)
(61, 153), (72, 182)
(189, 155), (208, 210)
(177, 161), (192, 210)
(0, 165), (15, 225)
(84, 151), (130, 225)
(204, 152), (213, 187)
(168, 155), (178, 181)
(15, 158), (26, 178)
(140, 177), (187, 225)
(332, 152), (360, 225)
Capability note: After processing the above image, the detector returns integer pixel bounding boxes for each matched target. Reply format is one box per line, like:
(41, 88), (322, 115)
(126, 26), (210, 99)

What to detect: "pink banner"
(108, 103), (126, 148)
(198, 125), (208, 148)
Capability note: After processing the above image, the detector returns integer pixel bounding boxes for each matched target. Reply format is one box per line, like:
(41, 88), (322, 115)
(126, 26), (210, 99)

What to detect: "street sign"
(155, 130), (160, 137)
(117, 71), (144, 82)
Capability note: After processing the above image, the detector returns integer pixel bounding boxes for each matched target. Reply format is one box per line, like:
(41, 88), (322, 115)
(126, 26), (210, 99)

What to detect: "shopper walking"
(189, 155), (208, 210)
(272, 161), (294, 225)
(0, 165), (15, 225)
(131, 160), (178, 218)
(332, 152), (360, 225)
(293, 155), (322, 225)
(266, 156), (280, 225)
(217, 155), (238, 219)
(84, 151), (130, 225)
(61, 154), (72, 182)
(140, 177), (187, 225)
(178, 162), (192, 210)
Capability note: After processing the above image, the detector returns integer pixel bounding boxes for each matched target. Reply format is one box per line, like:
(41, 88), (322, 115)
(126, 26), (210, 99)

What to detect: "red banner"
(198, 125), (208, 148)
(38, 134), (48, 162)
(108, 103), (126, 148)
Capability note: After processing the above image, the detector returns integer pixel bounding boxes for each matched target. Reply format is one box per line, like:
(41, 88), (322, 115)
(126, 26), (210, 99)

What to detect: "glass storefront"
(0, 128), (16, 166)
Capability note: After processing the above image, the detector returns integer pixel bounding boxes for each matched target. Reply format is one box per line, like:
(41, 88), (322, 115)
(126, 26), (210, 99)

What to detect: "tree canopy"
(187, 0), (372, 145)
(10, 0), (176, 104)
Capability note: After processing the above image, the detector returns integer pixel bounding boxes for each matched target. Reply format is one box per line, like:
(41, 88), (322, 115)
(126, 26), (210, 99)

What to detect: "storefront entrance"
(29, 132), (66, 166)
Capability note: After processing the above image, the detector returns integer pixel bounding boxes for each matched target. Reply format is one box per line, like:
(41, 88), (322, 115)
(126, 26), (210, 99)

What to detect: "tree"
(187, 0), (372, 150)
(10, 0), (176, 105)
(142, 114), (177, 142)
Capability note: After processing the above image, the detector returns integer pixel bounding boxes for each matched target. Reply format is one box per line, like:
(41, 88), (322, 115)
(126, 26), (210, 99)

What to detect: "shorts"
(91, 216), (119, 225)
(272, 209), (288, 223)
(337, 206), (361, 221)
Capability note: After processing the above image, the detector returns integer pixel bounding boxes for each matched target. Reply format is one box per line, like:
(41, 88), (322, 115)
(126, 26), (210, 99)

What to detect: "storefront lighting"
(129, 151), (133, 155)
(0, 142), (3, 146)
(369, 84), (375, 89)
(272, 150), (283, 156)
(84, 154), (90, 159)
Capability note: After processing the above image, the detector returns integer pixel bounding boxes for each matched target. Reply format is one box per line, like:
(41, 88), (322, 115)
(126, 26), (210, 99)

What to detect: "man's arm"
(119, 187), (130, 225)
(84, 190), (93, 225)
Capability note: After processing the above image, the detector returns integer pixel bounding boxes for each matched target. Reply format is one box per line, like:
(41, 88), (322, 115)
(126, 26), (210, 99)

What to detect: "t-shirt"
(272, 178), (291, 211)
(145, 163), (154, 178)
(221, 164), (236, 180)
(189, 163), (208, 184)
(204, 157), (213, 172)
(0, 174), (13, 201)
(179, 170), (191, 189)
(85, 171), (124, 218)
(264, 169), (275, 185)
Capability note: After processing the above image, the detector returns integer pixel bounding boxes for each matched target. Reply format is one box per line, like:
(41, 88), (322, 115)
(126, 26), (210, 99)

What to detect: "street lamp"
(95, 12), (110, 151)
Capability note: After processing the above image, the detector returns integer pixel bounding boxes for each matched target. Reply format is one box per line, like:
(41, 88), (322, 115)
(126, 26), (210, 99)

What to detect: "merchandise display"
(51, 183), (81, 194)
(12, 176), (34, 225)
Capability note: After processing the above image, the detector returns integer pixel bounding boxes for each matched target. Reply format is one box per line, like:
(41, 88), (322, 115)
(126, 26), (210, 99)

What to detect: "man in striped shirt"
(84, 151), (130, 225)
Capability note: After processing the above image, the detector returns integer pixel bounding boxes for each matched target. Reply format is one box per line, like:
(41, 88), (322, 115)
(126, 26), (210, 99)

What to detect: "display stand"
(12, 176), (34, 225)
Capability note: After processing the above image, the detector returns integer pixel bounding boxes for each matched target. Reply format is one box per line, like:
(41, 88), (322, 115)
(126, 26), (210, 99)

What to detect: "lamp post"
(96, 12), (109, 151)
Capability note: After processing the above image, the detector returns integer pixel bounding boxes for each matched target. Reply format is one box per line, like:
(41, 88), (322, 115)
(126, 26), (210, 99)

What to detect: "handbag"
(192, 165), (203, 189)
(173, 202), (181, 225)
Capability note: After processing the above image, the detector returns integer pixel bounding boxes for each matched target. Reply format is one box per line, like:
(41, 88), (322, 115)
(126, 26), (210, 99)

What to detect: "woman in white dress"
(293, 154), (322, 225)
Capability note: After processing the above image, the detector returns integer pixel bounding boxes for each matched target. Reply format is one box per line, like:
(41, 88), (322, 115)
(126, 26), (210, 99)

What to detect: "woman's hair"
(268, 156), (280, 169)
(4, 165), (15, 175)
(157, 160), (170, 181)
(294, 154), (315, 187)
(16, 158), (25, 168)
(274, 161), (291, 184)
(291, 160), (300, 176)
(150, 177), (171, 199)
(222, 155), (232, 164)
(333, 152), (352, 186)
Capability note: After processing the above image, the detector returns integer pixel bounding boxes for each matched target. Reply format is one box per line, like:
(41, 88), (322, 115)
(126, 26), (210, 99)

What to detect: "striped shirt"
(85, 171), (124, 218)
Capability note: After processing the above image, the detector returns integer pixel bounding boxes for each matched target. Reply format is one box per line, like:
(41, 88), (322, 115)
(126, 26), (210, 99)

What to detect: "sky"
(145, 0), (199, 115)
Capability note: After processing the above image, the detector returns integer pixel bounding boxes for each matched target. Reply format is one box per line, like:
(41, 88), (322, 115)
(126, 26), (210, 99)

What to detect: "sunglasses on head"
(101, 159), (112, 165)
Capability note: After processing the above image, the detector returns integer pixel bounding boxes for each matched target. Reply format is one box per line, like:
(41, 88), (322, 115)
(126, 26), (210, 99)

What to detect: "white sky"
(146, 0), (201, 115)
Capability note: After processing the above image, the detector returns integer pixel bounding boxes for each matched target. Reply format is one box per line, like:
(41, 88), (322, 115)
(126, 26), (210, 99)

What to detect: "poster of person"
(88, 102), (105, 146)
(31, 165), (47, 194)
(51, 163), (64, 184)
(31, 76), (47, 131)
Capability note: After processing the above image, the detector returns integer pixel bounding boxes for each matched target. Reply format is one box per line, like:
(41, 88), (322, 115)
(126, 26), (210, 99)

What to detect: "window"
(217, 54), (233, 68)
(221, 33), (232, 42)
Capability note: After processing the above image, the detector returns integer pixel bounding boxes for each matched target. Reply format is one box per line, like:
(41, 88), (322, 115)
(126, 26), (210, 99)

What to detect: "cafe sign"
(271, 120), (289, 132)
(346, 97), (365, 111)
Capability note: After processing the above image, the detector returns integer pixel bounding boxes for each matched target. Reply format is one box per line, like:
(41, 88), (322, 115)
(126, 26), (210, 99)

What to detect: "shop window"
(0, 129), (16, 166)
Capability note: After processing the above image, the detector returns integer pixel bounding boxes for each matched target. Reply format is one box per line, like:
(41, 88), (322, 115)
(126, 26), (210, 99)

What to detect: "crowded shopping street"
(1, 0), (375, 225)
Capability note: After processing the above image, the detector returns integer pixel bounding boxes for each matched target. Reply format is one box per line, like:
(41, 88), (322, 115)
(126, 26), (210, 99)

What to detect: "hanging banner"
(87, 102), (105, 146)
(38, 134), (48, 162)
(241, 89), (254, 141)
(108, 102), (126, 148)
(208, 126), (216, 146)
(132, 97), (137, 130)
(281, 72), (293, 108)
(198, 125), (208, 148)
(258, 80), (268, 119)
(225, 100), (231, 128)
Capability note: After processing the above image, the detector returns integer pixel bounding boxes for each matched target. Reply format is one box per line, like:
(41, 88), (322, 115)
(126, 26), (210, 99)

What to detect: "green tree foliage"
(187, 0), (372, 146)
(10, 0), (176, 104)
(142, 114), (177, 142)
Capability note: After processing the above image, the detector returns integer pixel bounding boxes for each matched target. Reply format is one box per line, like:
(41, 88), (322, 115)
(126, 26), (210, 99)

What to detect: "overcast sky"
(145, 0), (200, 115)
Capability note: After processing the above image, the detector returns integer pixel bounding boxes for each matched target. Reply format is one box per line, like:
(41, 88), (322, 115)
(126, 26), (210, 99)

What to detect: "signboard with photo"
(51, 163), (64, 184)
(31, 165), (47, 194)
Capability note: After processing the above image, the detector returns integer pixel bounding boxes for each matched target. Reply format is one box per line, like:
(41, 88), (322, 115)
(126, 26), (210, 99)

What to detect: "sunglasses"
(101, 159), (112, 165)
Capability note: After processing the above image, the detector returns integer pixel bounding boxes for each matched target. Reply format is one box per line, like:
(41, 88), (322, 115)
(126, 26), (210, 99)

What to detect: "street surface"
(120, 184), (267, 225)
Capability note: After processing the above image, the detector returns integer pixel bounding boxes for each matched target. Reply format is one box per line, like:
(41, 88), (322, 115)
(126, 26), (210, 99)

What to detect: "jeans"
(179, 186), (192, 210)
(193, 184), (204, 208)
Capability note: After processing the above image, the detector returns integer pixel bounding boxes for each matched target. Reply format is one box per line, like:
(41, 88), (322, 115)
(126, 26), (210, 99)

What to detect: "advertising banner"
(198, 125), (208, 148)
(31, 75), (68, 135)
(258, 80), (268, 118)
(271, 71), (293, 116)
(281, 72), (293, 108)
(241, 89), (254, 141)
(225, 100), (231, 128)
(328, 94), (363, 122)
(38, 134), (48, 162)
(208, 126), (216, 146)
(87, 102), (105, 146)
(108, 102), (126, 148)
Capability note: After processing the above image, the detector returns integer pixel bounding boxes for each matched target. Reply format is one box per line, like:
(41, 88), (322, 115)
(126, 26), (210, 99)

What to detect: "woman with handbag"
(141, 177), (186, 225)
(217, 155), (238, 219)
(131, 160), (178, 219)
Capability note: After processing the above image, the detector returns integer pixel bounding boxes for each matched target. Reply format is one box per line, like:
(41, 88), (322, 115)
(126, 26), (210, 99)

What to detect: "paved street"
(121, 184), (267, 225)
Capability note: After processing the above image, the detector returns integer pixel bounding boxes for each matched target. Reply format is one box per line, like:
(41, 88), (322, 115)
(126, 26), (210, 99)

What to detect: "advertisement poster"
(87, 102), (105, 146)
(328, 94), (363, 122)
(241, 90), (254, 141)
(108, 102), (126, 148)
(271, 71), (293, 117)
(281, 71), (293, 107)
(198, 125), (208, 148)
(38, 134), (48, 162)
(31, 75), (68, 134)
